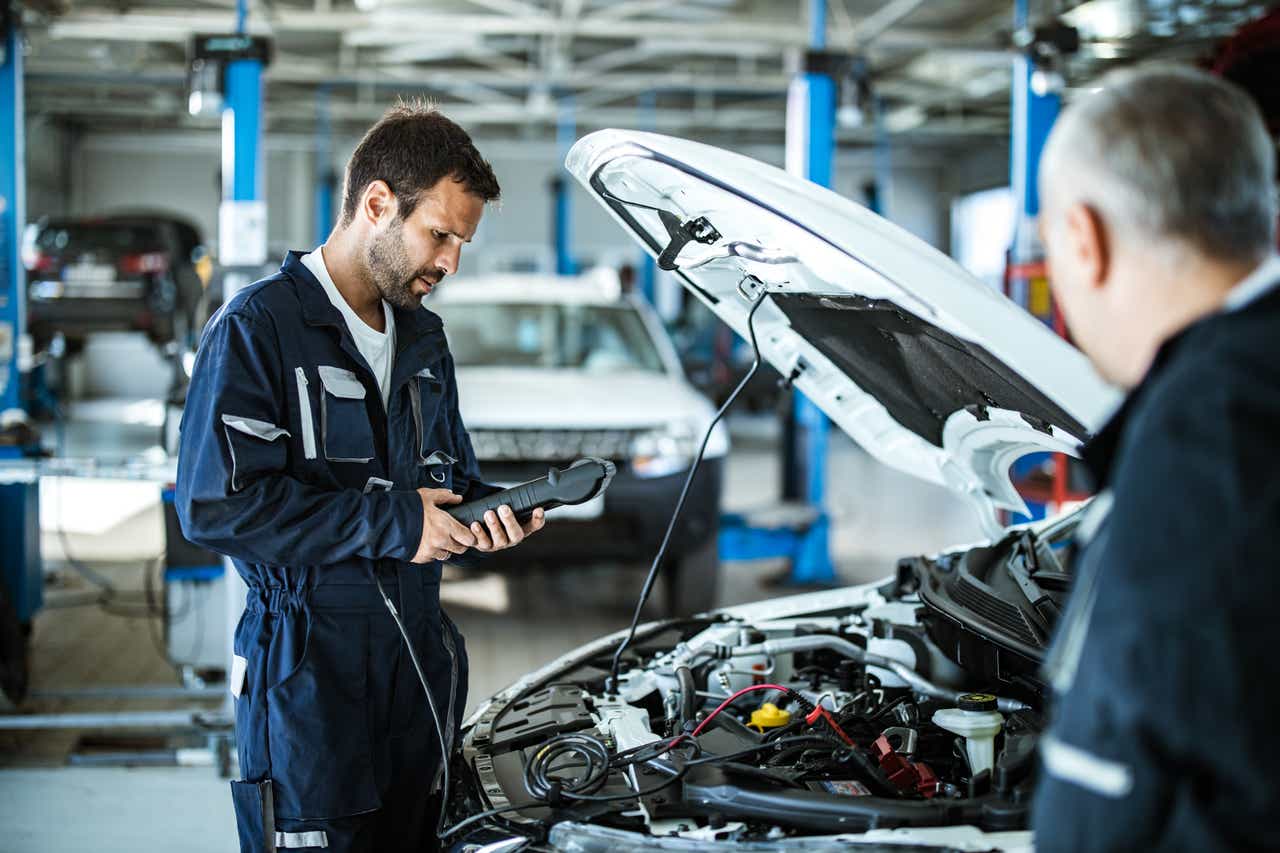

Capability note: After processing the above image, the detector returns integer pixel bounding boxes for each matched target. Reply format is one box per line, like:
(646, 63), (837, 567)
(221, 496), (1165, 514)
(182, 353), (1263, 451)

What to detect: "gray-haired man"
(1032, 65), (1279, 850)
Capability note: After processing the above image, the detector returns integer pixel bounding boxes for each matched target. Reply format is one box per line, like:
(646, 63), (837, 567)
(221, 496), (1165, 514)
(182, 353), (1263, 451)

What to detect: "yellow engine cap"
(749, 702), (792, 731)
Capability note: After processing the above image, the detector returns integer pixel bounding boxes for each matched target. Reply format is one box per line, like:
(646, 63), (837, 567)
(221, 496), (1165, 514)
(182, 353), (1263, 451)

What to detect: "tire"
(665, 534), (720, 617)
(0, 585), (30, 706)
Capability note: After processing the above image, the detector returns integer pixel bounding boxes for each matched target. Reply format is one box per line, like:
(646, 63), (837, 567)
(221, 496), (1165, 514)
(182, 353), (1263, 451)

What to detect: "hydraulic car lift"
(719, 0), (837, 587)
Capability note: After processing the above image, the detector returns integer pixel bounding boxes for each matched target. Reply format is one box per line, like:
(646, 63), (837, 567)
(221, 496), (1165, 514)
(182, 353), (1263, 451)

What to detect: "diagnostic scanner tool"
(447, 457), (616, 527)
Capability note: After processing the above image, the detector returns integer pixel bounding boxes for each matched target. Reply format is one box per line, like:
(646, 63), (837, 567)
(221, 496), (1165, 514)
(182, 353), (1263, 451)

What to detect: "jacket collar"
(1082, 258), (1280, 486)
(280, 250), (448, 387)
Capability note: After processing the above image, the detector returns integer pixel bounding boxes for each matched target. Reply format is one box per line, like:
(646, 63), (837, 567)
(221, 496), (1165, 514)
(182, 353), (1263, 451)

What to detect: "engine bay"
(450, 514), (1078, 848)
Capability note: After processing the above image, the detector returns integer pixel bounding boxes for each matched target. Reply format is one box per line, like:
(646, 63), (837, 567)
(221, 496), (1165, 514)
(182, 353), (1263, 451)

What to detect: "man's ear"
(360, 180), (398, 226)
(1063, 201), (1110, 290)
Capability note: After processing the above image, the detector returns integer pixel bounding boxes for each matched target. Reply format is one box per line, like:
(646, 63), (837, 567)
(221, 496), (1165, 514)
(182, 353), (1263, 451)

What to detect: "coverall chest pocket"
(409, 371), (454, 486)
(318, 365), (375, 463)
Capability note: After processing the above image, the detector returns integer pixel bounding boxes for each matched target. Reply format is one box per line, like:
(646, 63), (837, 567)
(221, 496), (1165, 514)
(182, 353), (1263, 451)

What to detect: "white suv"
(426, 270), (727, 613)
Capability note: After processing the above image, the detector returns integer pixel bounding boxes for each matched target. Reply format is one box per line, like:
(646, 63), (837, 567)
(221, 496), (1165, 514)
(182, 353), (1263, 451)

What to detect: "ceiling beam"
(40, 7), (982, 51)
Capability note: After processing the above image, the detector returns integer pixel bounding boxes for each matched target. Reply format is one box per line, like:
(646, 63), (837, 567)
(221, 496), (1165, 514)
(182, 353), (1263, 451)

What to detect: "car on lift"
(22, 214), (211, 356)
(440, 130), (1121, 851)
(427, 270), (727, 615)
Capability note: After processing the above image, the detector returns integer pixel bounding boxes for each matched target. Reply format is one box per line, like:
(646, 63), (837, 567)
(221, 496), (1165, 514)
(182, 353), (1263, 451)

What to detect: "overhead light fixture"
(884, 104), (926, 134)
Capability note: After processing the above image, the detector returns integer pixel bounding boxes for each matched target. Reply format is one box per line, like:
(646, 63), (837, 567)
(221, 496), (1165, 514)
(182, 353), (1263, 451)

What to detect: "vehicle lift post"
(637, 89), (657, 304)
(1007, 0), (1065, 522)
(314, 84), (335, 246)
(552, 94), (577, 277)
(0, 9), (43, 685)
(780, 0), (837, 586)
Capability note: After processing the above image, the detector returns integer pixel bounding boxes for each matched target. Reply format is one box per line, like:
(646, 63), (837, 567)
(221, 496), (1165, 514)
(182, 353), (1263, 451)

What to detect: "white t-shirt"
(300, 247), (396, 408)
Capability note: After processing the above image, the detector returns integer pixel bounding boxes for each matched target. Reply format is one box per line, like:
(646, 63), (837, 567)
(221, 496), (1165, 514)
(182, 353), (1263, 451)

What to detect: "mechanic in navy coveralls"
(1032, 66), (1279, 850)
(176, 102), (546, 852)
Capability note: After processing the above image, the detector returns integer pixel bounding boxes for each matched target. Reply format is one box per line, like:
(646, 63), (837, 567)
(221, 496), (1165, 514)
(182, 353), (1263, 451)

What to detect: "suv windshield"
(440, 302), (666, 373)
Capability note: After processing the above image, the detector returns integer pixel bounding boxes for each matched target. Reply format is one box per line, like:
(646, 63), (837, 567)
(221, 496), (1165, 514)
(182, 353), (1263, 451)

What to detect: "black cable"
(684, 735), (835, 767)
(438, 803), (531, 841)
(370, 570), (453, 839)
(608, 288), (770, 690)
(440, 734), (696, 841)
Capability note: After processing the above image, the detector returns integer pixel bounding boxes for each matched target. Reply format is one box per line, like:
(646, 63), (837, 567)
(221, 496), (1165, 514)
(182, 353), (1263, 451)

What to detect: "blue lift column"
(0, 20), (25, 418)
(0, 13), (42, 635)
(781, 0), (836, 585)
(1010, 0), (1060, 295)
(215, 9), (268, 286)
(314, 85), (335, 246)
(1007, 0), (1062, 522)
(637, 90), (657, 304)
(551, 96), (576, 276)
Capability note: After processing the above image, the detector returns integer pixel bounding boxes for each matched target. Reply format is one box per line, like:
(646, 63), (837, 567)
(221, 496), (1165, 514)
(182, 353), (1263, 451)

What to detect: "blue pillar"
(637, 90), (657, 303)
(314, 85), (334, 245)
(223, 59), (263, 205)
(1008, 0), (1061, 523)
(0, 18), (41, 630)
(0, 21), (24, 416)
(553, 96), (576, 276)
(217, 0), (266, 278)
(872, 94), (891, 218)
(782, 0), (836, 586)
(1010, 0), (1060, 268)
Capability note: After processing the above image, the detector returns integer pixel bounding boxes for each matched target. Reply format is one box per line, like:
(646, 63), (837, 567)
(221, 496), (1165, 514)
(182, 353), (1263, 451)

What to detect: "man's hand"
(469, 505), (546, 553)
(412, 488), (478, 564)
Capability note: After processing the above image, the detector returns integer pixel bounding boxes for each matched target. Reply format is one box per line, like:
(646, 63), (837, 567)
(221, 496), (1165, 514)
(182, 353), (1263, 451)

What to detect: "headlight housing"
(630, 421), (698, 479)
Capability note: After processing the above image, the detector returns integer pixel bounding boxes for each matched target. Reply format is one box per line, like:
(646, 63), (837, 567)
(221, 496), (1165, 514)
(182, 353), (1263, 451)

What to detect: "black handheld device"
(447, 457), (616, 527)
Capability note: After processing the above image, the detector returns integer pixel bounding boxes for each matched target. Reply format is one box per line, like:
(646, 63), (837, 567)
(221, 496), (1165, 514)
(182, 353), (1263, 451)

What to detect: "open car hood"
(566, 130), (1120, 535)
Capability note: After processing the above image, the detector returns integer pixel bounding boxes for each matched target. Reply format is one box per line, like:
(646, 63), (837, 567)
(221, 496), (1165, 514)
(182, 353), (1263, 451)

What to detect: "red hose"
(668, 683), (793, 748)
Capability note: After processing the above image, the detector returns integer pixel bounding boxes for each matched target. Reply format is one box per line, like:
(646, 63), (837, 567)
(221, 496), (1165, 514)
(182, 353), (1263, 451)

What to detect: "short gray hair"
(1040, 63), (1277, 262)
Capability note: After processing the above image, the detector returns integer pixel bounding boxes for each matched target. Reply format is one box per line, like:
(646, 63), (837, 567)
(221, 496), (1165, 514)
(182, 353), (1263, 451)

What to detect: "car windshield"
(37, 223), (162, 258)
(440, 302), (666, 373)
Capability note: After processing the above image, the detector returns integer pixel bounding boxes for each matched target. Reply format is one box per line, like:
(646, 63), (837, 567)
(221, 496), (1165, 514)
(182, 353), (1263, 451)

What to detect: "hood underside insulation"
(771, 292), (1089, 448)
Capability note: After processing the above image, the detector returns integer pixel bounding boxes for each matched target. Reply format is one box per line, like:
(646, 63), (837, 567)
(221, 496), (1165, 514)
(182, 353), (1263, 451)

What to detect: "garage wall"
(42, 128), (956, 270)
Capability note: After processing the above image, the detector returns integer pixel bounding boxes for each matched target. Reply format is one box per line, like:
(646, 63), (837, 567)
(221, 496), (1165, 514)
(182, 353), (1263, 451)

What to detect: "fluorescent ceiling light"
(884, 104), (926, 133)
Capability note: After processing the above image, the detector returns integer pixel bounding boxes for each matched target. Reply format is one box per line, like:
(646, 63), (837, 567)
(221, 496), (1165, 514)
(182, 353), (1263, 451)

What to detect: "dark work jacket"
(175, 252), (496, 836)
(1033, 258), (1280, 852)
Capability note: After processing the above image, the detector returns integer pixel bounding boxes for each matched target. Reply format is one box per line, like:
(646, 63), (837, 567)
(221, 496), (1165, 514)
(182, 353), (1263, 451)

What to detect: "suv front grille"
(468, 428), (641, 462)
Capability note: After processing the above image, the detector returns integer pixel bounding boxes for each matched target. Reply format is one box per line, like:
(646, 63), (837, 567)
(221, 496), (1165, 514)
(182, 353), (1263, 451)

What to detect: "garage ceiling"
(17, 0), (1273, 147)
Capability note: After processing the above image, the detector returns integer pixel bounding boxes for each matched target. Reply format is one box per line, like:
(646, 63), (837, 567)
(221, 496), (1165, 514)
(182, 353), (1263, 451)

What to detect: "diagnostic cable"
(606, 286), (770, 692)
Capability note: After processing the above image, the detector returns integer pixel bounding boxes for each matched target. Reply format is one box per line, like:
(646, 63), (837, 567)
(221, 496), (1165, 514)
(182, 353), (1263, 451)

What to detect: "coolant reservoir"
(932, 693), (1004, 777)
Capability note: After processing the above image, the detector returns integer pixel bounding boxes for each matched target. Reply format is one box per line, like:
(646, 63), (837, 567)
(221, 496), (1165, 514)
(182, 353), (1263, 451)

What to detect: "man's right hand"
(412, 488), (478, 564)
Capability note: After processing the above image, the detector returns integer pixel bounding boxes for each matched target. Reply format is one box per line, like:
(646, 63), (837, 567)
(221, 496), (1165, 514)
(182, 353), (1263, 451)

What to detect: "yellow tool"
(749, 702), (791, 732)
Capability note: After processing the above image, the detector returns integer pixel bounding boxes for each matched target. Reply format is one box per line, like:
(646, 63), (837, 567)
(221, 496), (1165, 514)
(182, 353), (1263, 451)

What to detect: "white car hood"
(457, 365), (719, 432)
(566, 129), (1121, 534)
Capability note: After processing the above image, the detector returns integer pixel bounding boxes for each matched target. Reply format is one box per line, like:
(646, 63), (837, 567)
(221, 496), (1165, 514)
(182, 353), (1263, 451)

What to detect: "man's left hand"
(470, 505), (546, 553)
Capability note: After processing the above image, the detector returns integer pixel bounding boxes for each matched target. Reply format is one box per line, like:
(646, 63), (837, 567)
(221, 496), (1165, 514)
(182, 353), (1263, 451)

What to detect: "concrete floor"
(0, 381), (985, 852)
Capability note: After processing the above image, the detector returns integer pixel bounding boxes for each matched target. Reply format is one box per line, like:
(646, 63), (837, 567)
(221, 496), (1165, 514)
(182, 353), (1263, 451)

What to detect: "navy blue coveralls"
(1033, 260), (1280, 851)
(176, 252), (496, 852)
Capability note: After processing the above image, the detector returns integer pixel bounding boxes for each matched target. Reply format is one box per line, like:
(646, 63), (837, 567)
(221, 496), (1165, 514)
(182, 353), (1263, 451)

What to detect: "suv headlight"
(630, 421), (698, 479)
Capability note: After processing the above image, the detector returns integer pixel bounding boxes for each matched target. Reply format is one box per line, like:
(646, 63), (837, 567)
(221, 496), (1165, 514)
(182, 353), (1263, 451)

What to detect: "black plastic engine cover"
(482, 683), (595, 753)
(912, 522), (1077, 688)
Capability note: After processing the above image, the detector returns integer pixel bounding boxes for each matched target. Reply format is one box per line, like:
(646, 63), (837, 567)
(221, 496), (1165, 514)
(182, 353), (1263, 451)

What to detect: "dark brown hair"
(341, 99), (500, 225)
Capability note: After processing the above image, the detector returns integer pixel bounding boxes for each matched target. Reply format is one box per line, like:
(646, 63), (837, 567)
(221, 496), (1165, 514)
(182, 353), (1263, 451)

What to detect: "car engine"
(451, 518), (1076, 850)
